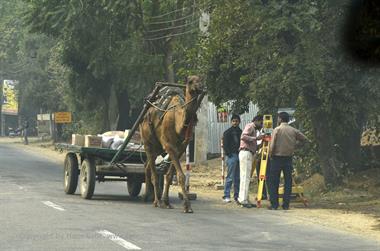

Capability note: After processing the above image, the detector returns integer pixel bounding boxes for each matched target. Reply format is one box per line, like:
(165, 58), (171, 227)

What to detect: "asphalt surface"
(0, 143), (379, 251)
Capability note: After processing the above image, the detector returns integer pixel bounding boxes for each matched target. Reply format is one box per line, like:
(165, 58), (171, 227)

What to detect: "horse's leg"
(147, 152), (162, 208)
(165, 147), (193, 213)
(161, 164), (174, 209)
(143, 161), (153, 202)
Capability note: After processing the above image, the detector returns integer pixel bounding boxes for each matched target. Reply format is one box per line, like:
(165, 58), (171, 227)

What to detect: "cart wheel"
(64, 153), (79, 194)
(127, 177), (143, 198)
(80, 158), (96, 199)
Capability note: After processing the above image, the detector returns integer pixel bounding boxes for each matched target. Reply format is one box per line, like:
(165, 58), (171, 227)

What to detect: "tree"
(144, 0), (198, 83)
(197, 0), (380, 185)
(0, 0), (64, 132)
(23, 0), (164, 132)
(23, 0), (203, 133)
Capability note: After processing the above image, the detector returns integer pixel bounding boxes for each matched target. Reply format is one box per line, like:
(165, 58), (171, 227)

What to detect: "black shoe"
(267, 205), (278, 210)
(241, 204), (252, 208)
(282, 206), (289, 210)
(241, 203), (257, 208)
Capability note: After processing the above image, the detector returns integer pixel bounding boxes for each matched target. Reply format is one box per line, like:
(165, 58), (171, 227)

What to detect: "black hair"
(231, 114), (241, 122)
(278, 112), (290, 122)
(252, 114), (263, 122)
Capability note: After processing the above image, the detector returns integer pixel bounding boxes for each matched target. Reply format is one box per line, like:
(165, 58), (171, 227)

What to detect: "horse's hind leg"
(165, 147), (193, 213)
(146, 152), (162, 207)
(161, 164), (174, 209)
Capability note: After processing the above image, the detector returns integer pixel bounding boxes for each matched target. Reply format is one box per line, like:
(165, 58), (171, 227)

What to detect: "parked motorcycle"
(8, 127), (21, 138)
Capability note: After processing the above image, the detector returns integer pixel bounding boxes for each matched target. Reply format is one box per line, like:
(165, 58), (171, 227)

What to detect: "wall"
(194, 96), (259, 164)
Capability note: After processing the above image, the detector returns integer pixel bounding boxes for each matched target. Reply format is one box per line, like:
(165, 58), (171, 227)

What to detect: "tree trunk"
(164, 39), (175, 83)
(116, 89), (131, 130)
(311, 113), (343, 186)
(50, 112), (57, 142)
(338, 126), (363, 172)
(102, 96), (110, 132)
(108, 84), (119, 131)
(162, 0), (185, 83)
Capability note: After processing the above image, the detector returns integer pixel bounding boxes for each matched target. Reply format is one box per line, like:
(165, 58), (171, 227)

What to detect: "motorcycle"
(8, 127), (21, 138)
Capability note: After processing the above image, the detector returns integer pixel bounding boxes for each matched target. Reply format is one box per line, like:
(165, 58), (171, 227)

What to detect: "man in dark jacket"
(222, 114), (242, 203)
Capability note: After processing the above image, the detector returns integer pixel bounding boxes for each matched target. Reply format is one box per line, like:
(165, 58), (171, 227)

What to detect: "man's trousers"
(238, 150), (253, 204)
(268, 156), (293, 209)
(223, 153), (240, 200)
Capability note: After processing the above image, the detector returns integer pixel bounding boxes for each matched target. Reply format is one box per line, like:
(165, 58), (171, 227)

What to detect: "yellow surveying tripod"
(256, 115), (273, 208)
(255, 114), (309, 208)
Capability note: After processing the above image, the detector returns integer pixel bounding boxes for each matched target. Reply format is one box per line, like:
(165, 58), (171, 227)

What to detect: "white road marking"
(42, 201), (65, 211)
(261, 232), (272, 241)
(18, 185), (27, 191)
(97, 230), (141, 250)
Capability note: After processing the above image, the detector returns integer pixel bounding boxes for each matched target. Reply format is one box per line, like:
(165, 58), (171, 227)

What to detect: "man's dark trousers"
(268, 156), (293, 208)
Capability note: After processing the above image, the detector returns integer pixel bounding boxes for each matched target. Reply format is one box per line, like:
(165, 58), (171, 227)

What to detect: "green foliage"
(0, 0), (26, 77)
(196, 0), (380, 184)
(0, 0), (64, 124)
(23, 0), (164, 132)
(4, 0), (377, 185)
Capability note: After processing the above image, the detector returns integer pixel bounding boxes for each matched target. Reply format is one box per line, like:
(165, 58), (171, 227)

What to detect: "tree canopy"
(195, 0), (380, 184)
(0, 0), (378, 185)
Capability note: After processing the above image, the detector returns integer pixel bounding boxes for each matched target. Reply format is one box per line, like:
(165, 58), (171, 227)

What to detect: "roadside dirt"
(191, 158), (380, 241)
(2, 137), (380, 242)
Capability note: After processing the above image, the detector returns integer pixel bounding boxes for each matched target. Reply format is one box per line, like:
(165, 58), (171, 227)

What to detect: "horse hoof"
(159, 200), (174, 209)
(153, 201), (159, 208)
(160, 204), (174, 209)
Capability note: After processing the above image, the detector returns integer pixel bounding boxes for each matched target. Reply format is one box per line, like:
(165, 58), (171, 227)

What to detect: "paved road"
(0, 143), (379, 251)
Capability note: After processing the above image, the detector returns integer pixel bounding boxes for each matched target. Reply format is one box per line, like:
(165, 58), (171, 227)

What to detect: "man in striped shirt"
(238, 115), (264, 208)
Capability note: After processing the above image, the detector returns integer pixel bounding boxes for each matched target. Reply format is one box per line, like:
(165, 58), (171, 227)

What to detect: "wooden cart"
(57, 82), (203, 200)
(56, 143), (167, 199)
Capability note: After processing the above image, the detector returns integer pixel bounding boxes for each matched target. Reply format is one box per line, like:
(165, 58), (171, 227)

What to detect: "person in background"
(268, 112), (309, 210)
(222, 114), (242, 203)
(23, 120), (29, 145)
(238, 115), (263, 208)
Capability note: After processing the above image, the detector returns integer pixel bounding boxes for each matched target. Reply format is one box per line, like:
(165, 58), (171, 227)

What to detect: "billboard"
(2, 80), (18, 115)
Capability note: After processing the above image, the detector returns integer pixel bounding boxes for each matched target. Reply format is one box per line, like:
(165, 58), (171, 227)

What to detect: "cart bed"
(56, 143), (146, 163)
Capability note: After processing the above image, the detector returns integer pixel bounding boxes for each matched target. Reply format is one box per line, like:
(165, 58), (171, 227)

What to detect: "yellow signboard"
(54, 112), (72, 124)
(2, 80), (18, 115)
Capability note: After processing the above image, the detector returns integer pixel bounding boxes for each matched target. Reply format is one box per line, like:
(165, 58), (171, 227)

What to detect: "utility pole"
(199, 11), (210, 36)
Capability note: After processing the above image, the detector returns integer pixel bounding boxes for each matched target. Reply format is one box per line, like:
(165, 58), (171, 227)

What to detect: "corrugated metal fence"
(207, 102), (259, 154)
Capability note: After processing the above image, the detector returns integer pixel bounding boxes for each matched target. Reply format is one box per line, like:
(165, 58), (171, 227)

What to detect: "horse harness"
(145, 86), (197, 144)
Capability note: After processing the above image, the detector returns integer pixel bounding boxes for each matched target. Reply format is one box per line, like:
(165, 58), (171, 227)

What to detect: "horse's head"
(185, 75), (205, 96)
